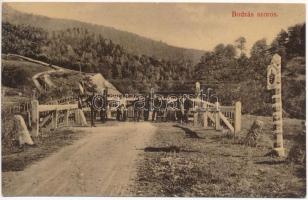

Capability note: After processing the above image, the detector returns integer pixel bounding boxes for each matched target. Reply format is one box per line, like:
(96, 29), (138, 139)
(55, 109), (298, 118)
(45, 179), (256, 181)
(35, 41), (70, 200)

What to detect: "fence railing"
(30, 100), (87, 136)
(193, 101), (241, 134)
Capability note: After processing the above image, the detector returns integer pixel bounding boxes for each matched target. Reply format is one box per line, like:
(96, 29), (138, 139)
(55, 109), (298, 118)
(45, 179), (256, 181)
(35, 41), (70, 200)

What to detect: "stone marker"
(267, 54), (285, 157)
(14, 115), (34, 146)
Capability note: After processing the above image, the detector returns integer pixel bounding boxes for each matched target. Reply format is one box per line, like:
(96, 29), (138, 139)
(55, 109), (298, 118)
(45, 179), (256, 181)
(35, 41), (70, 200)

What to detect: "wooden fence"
(30, 100), (87, 137)
(193, 101), (241, 134)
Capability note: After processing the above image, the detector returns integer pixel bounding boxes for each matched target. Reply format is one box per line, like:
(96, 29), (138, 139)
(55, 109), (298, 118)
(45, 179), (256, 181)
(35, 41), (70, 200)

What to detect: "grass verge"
(2, 128), (85, 172)
(134, 115), (305, 197)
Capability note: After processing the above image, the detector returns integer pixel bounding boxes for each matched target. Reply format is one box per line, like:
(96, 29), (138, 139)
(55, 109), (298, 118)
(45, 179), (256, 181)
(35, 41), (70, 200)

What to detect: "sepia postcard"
(1, 1), (306, 198)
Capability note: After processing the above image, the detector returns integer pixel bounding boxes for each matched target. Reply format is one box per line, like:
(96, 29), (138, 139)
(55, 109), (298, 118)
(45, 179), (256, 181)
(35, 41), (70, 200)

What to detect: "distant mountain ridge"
(2, 4), (204, 64)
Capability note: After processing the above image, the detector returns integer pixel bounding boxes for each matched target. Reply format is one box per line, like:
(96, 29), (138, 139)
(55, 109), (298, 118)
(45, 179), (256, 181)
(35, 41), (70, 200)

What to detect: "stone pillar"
(14, 115), (34, 146)
(267, 54), (285, 157)
(30, 100), (39, 137)
(234, 101), (242, 134)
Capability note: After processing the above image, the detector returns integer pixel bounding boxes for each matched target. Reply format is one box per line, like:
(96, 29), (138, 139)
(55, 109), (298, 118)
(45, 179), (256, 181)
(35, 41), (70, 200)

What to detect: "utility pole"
(267, 54), (285, 157)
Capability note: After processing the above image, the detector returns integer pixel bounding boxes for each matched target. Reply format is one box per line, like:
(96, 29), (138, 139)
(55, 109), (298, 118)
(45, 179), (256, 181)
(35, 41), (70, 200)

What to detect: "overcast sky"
(7, 3), (306, 52)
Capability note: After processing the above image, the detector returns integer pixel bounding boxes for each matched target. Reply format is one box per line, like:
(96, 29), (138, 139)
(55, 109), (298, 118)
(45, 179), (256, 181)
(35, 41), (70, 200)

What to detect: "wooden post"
(234, 101), (242, 134)
(195, 81), (201, 99)
(148, 89), (154, 121)
(148, 109), (152, 121)
(203, 112), (208, 128)
(75, 109), (80, 124)
(267, 54), (285, 157)
(27, 111), (32, 129)
(107, 105), (111, 119)
(30, 100), (39, 137)
(52, 110), (58, 129)
(203, 102), (208, 128)
(79, 109), (88, 126)
(193, 111), (198, 127)
(194, 82), (201, 127)
(64, 110), (69, 126)
(215, 101), (220, 130)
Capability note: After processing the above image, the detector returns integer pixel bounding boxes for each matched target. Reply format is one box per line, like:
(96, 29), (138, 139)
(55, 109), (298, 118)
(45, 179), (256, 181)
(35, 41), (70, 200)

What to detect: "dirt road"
(2, 122), (156, 196)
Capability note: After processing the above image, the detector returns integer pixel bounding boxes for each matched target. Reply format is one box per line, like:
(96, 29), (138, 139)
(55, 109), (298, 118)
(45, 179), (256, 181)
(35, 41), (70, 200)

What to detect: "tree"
(270, 29), (288, 68)
(224, 44), (237, 58)
(235, 36), (247, 56)
(214, 44), (225, 55)
(250, 38), (268, 57)
(286, 23), (305, 58)
(250, 38), (271, 80)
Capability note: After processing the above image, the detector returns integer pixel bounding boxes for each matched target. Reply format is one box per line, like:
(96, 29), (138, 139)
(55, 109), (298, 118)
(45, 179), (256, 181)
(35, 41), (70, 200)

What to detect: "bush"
(1, 110), (18, 154)
(2, 67), (30, 88)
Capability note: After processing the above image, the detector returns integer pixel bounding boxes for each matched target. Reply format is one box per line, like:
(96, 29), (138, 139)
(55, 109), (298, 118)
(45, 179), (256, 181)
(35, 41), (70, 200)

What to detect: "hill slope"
(2, 4), (204, 64)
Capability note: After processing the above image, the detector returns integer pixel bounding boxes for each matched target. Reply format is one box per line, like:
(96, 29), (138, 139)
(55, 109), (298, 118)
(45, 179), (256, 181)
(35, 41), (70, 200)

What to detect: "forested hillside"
(2, 4), (204, 64)
(1, 7), (305, 118)
(194, 23), (305, 118)
(2, 22), (196, 93)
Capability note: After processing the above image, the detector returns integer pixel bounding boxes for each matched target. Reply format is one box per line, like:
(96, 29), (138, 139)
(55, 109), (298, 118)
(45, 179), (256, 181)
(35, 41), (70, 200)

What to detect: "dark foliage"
(194, 23), (305, 118)
(2, 23), (195, 94)
(2, 64), (30, 87)
(2, 4), (204, 64)
(1, 21), (305, 118)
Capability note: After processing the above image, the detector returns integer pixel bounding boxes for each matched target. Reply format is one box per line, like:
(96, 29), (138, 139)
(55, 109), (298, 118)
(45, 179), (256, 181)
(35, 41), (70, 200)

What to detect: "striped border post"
(267, 54), (285, 157)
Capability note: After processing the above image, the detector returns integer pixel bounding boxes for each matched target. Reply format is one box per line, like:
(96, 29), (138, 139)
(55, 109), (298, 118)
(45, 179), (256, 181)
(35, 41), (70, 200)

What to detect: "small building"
(89, 73), (122, 96)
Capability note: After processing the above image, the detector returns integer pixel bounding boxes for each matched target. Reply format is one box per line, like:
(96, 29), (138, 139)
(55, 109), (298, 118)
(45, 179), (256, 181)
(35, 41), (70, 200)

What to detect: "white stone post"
(14, 115), (34, 146)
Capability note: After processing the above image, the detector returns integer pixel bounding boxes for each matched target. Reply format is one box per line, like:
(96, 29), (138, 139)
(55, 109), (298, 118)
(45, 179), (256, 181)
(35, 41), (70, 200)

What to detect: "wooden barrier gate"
(30, 100), (87, 137)
(193, 100), (241, 134)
